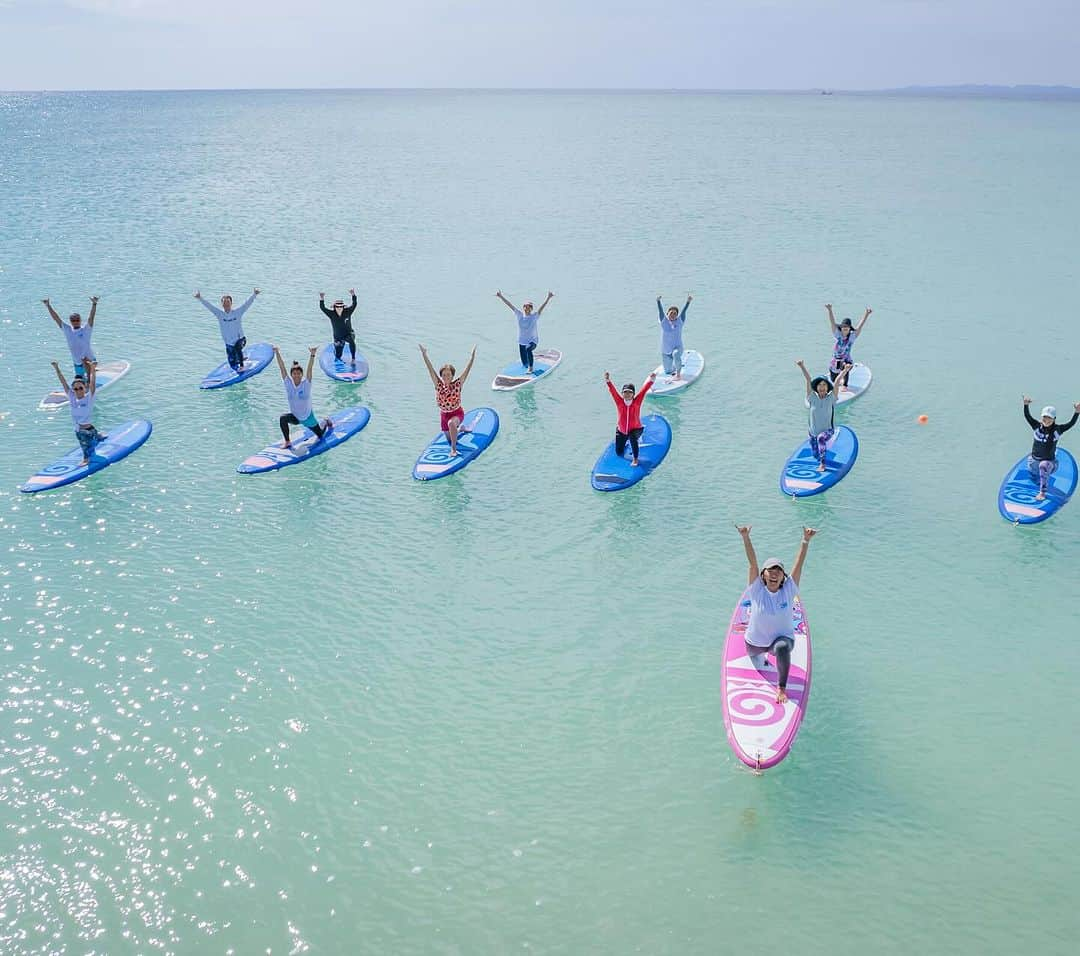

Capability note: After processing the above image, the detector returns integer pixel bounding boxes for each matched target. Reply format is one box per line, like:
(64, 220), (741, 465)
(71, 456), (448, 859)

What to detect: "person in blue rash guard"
(656, 293), (692, 380)
(1022, 396), (1080, 501)
(194, 288), (260, 372)
(495, 290), (554, 375)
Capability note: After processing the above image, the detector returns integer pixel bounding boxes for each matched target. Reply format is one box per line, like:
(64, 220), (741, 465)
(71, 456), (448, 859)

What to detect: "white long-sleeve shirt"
(199, 293), (256, 346)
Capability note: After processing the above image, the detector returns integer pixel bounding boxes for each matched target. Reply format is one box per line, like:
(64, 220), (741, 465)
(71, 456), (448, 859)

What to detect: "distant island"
(857, 84), (1080, 99)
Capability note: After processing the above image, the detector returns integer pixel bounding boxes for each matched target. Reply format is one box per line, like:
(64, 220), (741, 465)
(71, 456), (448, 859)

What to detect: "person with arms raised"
(195, 288), (260, 372)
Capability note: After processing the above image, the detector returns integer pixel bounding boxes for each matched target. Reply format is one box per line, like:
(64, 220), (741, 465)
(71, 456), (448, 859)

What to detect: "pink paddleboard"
(720, 588), (812, 772)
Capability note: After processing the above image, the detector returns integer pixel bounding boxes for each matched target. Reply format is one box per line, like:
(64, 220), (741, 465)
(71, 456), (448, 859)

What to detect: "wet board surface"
(199, 342), (274, 389)
(318, 343), (370, 383)
(20, 419), (153, 493)
(648, 350), (705, 396)
(804, 363), (872, 408)
(590, 414), (671, 492)
(491, 348), (563, 391)
(721, 588), (811, 772)
(237, 405), (371, 474)
(412, 407), (500, 480)
(997, 448), (1077, 524)
(39, 360), (132, 411)
(779, 425), (858, 497)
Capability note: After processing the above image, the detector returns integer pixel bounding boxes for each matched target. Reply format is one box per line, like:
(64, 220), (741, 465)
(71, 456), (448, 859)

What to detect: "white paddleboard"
(491, 348), (563, 391)
(649, 350), (704, 396)
(38, 360), (132, 411)
(805, 363), (872, 408)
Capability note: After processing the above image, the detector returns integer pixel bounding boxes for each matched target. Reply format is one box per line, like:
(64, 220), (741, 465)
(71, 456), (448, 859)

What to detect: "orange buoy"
(917, 414), (929, 425)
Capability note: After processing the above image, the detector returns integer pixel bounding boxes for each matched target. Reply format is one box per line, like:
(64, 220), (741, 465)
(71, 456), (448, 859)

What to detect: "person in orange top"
(420, 343), (477, 457)
(604, 370), (656, 466)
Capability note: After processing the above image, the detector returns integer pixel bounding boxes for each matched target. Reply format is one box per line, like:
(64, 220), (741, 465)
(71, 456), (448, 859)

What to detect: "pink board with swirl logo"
(721, 588), (811, 771)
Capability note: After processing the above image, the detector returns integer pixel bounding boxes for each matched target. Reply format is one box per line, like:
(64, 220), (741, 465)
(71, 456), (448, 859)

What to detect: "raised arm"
(736, 524), (759, 585)
(419, 345), (440, 387)
(318, 293), (334, 318)
(791, 527), (817, 586)
(233, 289), (259, 319)
(305, 347), (317, 382)
(854, 307), (872, 334)
(537, 291), (554, 316)
(42, 298), (63, 328)
(272, 345), (288, 379)
(1022, 396), (1038, 429)
(796, 359), (812, 397)
(657, 296), (665, 322)
(495, 291), (517, 312)
(680, 294), (692, 321)
(87, 296), (99, 327)
(50, 360), (70, 393)
(343, 290), (358, 318)
(639, 372), (656, 397)
(825, 303), (837, 334)
(457, 345), (477, 384)
(195, 291), (225, 320)
(86, 359), (97, 395)
(1057, 404), (1080, 434)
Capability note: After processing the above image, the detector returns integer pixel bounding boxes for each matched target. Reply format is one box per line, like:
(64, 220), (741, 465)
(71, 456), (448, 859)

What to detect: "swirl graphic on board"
(726, 681), (786, 727)
(786, 462), (822, 481)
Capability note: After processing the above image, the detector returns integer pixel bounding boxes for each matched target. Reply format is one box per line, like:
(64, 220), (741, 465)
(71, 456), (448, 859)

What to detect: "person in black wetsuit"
(319, 290), (358, 366)
(1022, 396), (1080, 500)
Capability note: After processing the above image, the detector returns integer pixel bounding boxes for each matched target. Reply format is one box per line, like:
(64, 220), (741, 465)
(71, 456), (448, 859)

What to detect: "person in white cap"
(734, 524), (818, 703)
(1022, 396), (1080, 500)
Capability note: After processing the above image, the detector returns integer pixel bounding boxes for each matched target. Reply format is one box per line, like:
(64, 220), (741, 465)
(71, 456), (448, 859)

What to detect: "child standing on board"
(495, 291), (554, 375)
(195, 288), (260, 372)
(735, 524), (817, 704)
(657, 294), (692, 380)
(604, 371), (656, 466)
(797, 359), (850, 472)
(1022, 396), (1080, 501)
(419, 344), (477, 457)
(43, 296), (99, 378)
(824, 304), (871, 388)
(50, 359), (103, 465)
(273, 346), (334, 448)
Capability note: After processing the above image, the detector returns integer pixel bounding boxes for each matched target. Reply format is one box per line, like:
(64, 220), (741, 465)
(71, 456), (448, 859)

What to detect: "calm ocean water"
(1, 90), (1079, 954)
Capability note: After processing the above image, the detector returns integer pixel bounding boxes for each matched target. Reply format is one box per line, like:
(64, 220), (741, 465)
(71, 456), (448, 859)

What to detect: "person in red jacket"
(604, 370), (656, 466)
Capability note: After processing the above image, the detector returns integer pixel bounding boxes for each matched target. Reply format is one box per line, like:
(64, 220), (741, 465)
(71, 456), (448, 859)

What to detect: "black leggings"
(519, 342), (536, 369)
(334, 334), (357, 361)
(280, 413), (325, 442)
(752, 637), (793, 689)
(225, 337), (247, 371)
(615, 427), (644, 460)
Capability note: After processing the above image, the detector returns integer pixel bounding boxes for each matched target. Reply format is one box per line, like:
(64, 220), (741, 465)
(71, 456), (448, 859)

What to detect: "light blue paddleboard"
(237, 406), (371, 474)
(491, 348), (563, 391)
(998, 448), (1078, 524)
(591, 414), (672, 491)
(200, 342), (274, 390)
(20, 419), (153, 493)
(39, 360), (132, 411)
(412, 407), (499, 480)
(649, 350), (705, 396)
(779, 425), (858, 497)
(318, 343), (370, 383)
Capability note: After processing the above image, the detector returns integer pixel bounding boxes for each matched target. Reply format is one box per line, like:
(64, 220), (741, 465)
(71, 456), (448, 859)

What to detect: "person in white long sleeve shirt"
(194, 288), (260, 371)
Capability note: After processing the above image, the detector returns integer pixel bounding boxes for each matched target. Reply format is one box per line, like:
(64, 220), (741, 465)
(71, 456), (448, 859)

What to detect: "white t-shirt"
(744, 576), (798, 648)
(63, 324), (96, 364)
(283, 376), (313, 420)
(68, 390), (95, 427)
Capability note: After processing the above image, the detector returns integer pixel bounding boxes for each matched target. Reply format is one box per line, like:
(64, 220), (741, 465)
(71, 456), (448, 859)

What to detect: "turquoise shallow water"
(1, 90), (1079, 954)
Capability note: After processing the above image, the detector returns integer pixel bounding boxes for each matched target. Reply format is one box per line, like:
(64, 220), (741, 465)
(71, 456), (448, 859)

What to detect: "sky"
(1, 0), (1078, 91)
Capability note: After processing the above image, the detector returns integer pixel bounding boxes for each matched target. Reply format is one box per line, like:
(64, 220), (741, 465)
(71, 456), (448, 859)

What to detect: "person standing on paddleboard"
(797, 359), (849, 472)
(194, 288), (260, 373)
(1022, 396), (1080, 501)
(735, 524), (818, 704)
(43, 296), (99, 378)
(825, 304), (871, 388)
(419, 344), (477, 458)
(319, 290), (359, 367)
(657, 294), (692, 380)
(495, 291), (554, 375)
(604, 371), (656, 467)
(50, 359), (104, 465)
(272, 346), (334, 448)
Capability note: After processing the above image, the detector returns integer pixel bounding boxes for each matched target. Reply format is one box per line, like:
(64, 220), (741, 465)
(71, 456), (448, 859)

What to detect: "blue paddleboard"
(779, 424), (859, 497)
(997, 449), (1078, 524)
(590, 414), (671, 492)
(237, 406), (371, 474)
(318, 343), (370, 383)
(412, 407), (500, 480)
(200, 342), (274, 390)
(20, 420), (153, 493)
